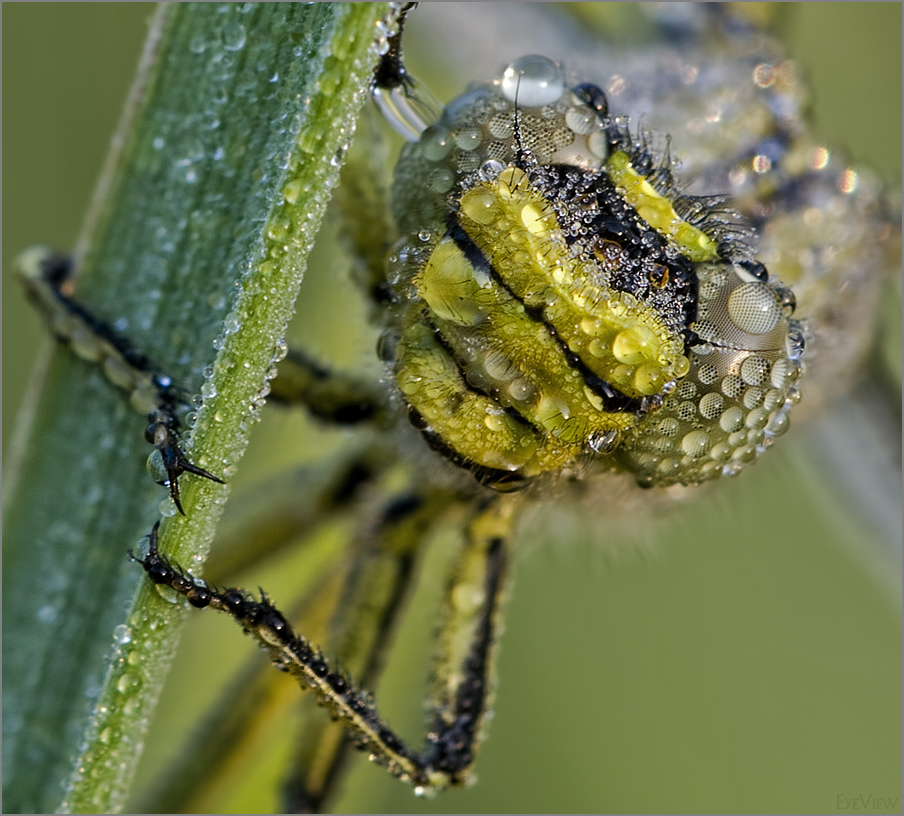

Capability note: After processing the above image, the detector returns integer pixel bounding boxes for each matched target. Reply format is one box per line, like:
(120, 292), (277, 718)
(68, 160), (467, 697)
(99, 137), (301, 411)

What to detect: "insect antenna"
(510, 71), (533, 173)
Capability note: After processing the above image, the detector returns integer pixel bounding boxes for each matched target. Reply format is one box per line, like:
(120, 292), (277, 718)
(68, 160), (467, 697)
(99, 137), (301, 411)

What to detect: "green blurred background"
(4, 4), (900, 814)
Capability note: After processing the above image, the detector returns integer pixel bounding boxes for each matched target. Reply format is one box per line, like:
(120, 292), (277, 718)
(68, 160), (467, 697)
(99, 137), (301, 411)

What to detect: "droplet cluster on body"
(383, 55), (803, 489)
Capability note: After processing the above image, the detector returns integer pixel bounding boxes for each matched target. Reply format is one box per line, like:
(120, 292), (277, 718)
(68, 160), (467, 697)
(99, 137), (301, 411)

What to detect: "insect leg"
(370, 2), (441, 142)
(282, 489), (455, 812)
(132, 517), (428, 789)
(205, 441), (396, 582)
(18, 247), (223, 513)
(133, 489), (516, 795)
(134, 464), (422, 812)
(269, 348), (389, 426)
(418, 492), (515, 787)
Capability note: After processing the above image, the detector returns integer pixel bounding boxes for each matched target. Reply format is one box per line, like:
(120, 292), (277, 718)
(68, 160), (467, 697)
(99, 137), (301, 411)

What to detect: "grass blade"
(2, 4), (394, 812)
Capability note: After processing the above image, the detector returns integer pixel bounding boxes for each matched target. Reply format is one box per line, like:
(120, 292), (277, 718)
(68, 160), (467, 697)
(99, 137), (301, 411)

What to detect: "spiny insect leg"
(419, 493), (514, 785)
(134, 521), (427, 785)
(133, 491), (516, 795)
(283, 489), (457, 812)
(133, 448), (411, 812)
(18, 247), (223, 513)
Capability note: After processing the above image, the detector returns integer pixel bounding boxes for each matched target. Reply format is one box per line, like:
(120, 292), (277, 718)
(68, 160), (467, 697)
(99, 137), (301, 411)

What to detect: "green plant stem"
(2, 4), (394, 812)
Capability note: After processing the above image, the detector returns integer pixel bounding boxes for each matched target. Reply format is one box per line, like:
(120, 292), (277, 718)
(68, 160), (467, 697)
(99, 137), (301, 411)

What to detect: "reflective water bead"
(500, 56), (565, 107)
(727, 282), (782, 335)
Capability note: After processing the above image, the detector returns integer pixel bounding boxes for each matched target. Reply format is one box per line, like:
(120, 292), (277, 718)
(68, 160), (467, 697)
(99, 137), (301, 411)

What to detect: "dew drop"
(479, 159), (505, 181)
(501, 56), (564, 106)
(37, 604), (58, 624)
(727, 283), (781, 335)
(146, 450), (167, 482)
(222, 21), (246, 51)
(112, 624), (132, 645)
(154, 582), (181, 604)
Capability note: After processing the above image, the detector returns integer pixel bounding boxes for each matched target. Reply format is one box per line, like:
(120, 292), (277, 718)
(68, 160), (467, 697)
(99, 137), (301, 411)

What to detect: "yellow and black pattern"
(395, 166), (689, 487)
(17, 28), (817, 805)
(386, 55), (802, 489)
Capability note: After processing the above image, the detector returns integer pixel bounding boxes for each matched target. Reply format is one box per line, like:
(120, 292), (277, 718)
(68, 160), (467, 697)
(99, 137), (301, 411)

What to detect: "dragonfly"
(4, 4), (900, 813)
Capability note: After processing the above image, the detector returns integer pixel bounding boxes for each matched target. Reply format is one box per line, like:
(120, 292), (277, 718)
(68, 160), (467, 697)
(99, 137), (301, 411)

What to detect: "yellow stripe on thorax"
(395, 166), (692, 479)
(606, 150), (718, 262)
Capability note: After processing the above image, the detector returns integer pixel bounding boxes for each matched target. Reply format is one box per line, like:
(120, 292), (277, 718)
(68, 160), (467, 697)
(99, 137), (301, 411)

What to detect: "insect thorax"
(383, 56), (802, 491)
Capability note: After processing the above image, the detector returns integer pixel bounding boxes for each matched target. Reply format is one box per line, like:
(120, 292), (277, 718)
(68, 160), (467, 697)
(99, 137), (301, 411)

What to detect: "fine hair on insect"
(5, 4), (900, 814)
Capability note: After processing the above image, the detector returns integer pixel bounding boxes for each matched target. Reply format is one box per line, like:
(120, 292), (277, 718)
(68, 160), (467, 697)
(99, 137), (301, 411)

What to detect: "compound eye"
(726, 282), (783, 335)
(500, 55), (565, 106)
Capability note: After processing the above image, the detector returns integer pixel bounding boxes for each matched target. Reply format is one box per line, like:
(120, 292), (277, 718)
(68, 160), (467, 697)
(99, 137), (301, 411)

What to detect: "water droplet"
(727, 283), (781, 335)
(37, 604), (58, 624)
(154, 583), (181, 604)
(112, 624), (132, 645)
(501, 55), (565, 106)
(146, 450), (167, 482)
(222, 22), (246, 51)
(271, 338), (289, 362)
(479, 159), (505, 181)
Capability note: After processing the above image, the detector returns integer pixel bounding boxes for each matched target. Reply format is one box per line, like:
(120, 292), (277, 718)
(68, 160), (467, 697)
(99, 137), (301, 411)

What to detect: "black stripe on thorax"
(447, 223), (644, 415)
(406, 406), (534, 492)
(424, 313), (536, 433)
